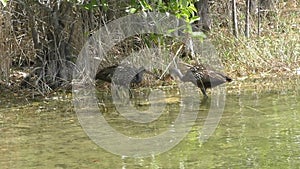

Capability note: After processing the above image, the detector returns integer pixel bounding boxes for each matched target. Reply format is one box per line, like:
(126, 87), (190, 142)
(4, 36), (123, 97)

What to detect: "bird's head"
(169, 67), (184, 80)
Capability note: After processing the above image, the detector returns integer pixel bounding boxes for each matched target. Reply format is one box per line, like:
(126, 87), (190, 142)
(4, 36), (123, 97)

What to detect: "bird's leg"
(124, 84), (133, 98)
(128, 88), (133, 98)
(200, 87), (208, 98)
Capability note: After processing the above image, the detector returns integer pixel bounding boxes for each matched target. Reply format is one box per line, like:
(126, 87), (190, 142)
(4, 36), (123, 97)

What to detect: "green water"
(1, 85), (300, 169)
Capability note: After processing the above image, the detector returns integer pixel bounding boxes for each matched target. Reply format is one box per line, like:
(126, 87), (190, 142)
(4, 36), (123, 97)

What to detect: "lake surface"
(1, 81), (300, 169)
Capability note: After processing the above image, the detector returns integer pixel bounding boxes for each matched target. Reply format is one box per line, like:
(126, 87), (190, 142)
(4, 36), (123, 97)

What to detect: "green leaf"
(139, 0), (152, 11)
(188, 4), (197, 12)
(82, 0), (99, 10)
(180, 0), (188, 8)
(189, 16), (200, 24)
(191, 31), (207, 39)
(126, 7), (137, 14)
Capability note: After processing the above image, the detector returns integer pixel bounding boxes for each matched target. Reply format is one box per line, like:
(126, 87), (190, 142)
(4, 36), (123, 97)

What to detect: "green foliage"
(79, 0), (108, 11)
(82, 0), (99, 10)
(126, 0), (203, 39)
(0, 0), (7, 7)
(127, 0), (199, 24)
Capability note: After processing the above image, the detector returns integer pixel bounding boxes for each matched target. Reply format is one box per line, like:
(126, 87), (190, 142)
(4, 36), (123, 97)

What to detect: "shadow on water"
(1, 82), (300, 168)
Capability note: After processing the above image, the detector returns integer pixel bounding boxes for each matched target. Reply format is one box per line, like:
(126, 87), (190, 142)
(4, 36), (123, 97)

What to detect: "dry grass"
(210, 1), (300, 81)
(0, 1), (299, 95)
(0, 2), (36, 85)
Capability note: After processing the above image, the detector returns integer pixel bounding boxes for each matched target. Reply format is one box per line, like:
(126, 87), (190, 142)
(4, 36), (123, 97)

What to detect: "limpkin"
(170, 64), (232, 97)
(96, 65), (158, 86)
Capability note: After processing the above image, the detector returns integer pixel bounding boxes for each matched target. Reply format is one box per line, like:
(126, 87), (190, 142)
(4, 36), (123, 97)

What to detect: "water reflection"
(1, 85), (300, 168)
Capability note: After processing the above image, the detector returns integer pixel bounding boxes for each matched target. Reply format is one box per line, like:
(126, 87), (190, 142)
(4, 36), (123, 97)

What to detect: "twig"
(159, 44), (184, 79)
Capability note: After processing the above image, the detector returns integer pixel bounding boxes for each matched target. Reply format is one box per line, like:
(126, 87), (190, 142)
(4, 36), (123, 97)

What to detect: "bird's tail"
(216, 72), (232, 82)
(225, 76), (232, 82)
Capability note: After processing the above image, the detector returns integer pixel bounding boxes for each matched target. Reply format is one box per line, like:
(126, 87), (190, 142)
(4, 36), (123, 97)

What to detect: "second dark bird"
(96, 65), (158, 87)
(170, 64), (232, 97)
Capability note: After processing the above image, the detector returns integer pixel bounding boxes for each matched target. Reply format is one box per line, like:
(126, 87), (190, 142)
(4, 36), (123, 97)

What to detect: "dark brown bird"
(170, 64), (232, 97)
(96, 65), (158, 87)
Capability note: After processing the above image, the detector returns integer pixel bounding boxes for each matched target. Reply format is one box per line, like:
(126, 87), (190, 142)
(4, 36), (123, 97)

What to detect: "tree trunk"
(260, 0), (273, 10)
(245, 0), (250, 37)
(249, 0), (257, 14)
(257, 0), (261, 36)
(232, 0), (238, 37)
(194, 0), (211, 32)
(260, 0), (275, 19)
(17, 1), (85, 92)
